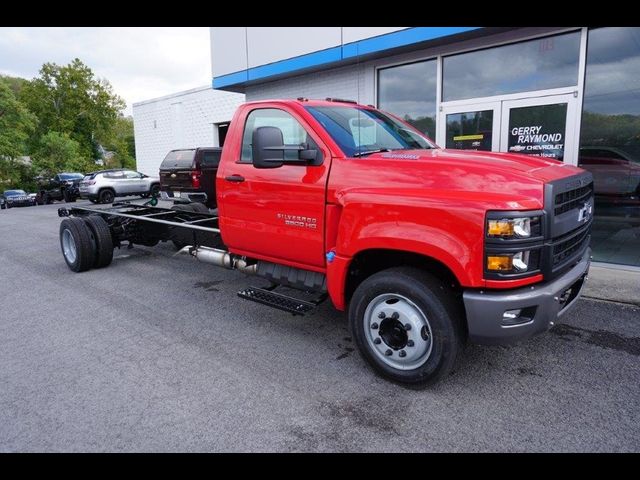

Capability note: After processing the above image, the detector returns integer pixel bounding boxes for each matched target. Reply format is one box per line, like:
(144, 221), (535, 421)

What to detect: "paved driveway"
(1, 200), (638, 452)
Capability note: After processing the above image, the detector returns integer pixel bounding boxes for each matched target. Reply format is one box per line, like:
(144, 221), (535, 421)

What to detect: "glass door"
(500, 94), (578, 163)
(438, 101), (501, 152)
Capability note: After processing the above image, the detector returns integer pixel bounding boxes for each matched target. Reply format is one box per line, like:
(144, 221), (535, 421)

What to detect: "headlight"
(487, 251), (531, 272)
(487, 216), (541, 239)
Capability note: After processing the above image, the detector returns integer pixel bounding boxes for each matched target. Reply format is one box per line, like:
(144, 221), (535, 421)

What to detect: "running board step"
(237, 286), (317, 316)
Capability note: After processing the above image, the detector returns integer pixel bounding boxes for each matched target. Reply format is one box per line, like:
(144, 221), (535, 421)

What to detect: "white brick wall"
(245, 63), (375, 105)
(133, 86), (245, 176)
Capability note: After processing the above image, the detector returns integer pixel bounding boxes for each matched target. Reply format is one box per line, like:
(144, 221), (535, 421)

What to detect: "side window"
(124, 170), (141, 179)
(104, 171), (125, 180)
(240, 108), (316, 163)
(202, 150), (221, 167)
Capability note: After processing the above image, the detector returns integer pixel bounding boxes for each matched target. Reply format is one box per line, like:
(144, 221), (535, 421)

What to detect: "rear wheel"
(59, 218), (96, 272)
(188, 202), (209, 214)
(170, 204), (197, 250)
(63, 189), (76, 203)
(82, 215), (114, 268)
(150, 184), (161, 197)
(349, 267), (464, 387)
(99, 189), (115, 204)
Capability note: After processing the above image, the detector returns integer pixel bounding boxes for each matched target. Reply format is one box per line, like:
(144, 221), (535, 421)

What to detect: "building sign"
(507, 103), (568, 160)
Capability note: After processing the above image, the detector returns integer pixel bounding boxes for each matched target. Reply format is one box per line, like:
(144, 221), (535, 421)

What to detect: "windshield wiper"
(352, 148), (392, 157)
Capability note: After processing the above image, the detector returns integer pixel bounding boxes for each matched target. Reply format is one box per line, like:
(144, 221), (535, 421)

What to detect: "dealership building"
(210, 26), (640, 268)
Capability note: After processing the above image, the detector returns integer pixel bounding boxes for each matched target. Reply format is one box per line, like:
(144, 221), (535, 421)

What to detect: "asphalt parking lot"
(1, 199), (639, 452)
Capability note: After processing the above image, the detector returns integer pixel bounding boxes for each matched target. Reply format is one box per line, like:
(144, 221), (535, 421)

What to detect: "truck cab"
(216, 98), (592, 383)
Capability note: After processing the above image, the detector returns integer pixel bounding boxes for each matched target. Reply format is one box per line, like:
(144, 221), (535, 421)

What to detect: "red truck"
(56, 98), (594, 386)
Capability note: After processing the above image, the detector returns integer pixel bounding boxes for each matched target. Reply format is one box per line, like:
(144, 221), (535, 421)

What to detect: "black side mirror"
(253, 126), (285, 169)
(252, 126), (322, 168)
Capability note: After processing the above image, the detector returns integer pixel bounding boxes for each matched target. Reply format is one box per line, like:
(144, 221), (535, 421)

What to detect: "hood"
(331, 148), (586, 210)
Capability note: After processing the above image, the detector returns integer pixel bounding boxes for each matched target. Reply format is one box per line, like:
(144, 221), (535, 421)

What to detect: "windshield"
(161, 149), (196, 169)
(305, 105), (435, 157)
(59, 173), (84, 180)
(4, 190), (26, 196)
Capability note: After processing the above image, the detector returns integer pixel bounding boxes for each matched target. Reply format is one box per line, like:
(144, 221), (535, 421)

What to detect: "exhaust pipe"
(176, 246), (257, 274)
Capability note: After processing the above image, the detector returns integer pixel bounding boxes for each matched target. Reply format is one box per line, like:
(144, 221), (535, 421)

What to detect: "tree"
(0, 74), (29, 97)
(101, 115), (136, 169)
(0, 81), (36, 189)
(32, 131), (93, 176)
(20, 58), (126, 162)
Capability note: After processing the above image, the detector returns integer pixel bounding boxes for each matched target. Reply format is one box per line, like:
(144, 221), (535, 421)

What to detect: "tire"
(99, 189), (115, 204)
(43, 193), (52, 204)
(59, 217), (96, 272)
(188, 202), (210, 214)
(83, 215), (114, 268)
(1, 204), (5, 210)
(349, 267), (464, 387)
(63, 189), (76, 203)
(150, 184), (160, 197)
(170, 204), (196, 250)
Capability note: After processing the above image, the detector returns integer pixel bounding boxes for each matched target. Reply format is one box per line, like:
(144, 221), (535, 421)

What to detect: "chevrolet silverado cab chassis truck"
(56, 98), (593, 386)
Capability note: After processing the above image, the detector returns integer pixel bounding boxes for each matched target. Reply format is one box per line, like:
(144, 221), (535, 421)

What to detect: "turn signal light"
(487, 220), (514, 237)
(487, 255), (513, 271)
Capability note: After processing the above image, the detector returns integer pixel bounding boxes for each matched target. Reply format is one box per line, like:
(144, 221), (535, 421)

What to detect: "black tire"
(59, 217), (96, 272)
(1, 204), (5, 210)
(188, 202), (210, 214)
(63, 189), (76, 203)
(43, 193), (52, 204)
(170, 204), (196, 250)
(349, 267), (464, 387)
(150, 184), (161, 197)
(99, 189), (115, 204)
(83, 215), (114, 268)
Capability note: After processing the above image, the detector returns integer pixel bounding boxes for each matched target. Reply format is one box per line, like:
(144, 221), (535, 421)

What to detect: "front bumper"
(463, 248), (591, 345)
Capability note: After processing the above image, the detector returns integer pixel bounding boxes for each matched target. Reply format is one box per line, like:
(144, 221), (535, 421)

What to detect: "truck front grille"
(554, 182), (593, 216)
(552, 223), (591, 267)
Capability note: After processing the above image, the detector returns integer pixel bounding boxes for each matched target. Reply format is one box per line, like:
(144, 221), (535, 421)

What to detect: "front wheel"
(99, 189), (115, 204)
(349, 267), (464, 387)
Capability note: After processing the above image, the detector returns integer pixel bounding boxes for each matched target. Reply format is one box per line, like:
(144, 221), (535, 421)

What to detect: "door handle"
(225, 175), (245, 183)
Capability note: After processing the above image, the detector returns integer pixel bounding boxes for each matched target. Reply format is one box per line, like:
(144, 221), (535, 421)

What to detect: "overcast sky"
(0, 27), (211, 116)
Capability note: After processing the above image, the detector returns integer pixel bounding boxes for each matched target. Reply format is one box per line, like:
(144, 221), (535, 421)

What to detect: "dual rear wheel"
(59, 216), (114, 272)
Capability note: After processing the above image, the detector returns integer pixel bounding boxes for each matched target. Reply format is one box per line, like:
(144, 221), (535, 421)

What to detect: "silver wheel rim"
(62, 229), (77, 264)
(363, 293), (433, 370)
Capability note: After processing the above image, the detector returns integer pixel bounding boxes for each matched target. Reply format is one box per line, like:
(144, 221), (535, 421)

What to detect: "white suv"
(79, 169), (161, 204)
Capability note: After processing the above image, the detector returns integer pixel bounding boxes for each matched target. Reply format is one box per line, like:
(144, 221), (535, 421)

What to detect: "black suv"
(159, 147), (221, 209)
(37, 172), (85, 204)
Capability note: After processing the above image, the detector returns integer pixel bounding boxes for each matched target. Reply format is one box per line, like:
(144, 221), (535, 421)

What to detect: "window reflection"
(443, 32), (581, 101)
(377, 60), (437, 138)
(579, 27), (640, 266)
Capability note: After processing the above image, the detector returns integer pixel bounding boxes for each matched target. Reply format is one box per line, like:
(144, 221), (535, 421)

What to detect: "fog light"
(487, 255), (513, 271)
(503, 309), (522, 320)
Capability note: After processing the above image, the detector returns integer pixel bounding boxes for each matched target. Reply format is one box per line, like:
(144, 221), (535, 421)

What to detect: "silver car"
(79, 169), (161, 204)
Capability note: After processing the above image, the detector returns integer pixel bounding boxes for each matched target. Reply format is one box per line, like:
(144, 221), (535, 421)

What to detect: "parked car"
(79, 169), (161, 204)
(28, 193), (37, 204)
(1, 189), (36, 209)
(38, 172), (85, 204)
(159, 147), (221, 210)
(578, 146), (640, 203)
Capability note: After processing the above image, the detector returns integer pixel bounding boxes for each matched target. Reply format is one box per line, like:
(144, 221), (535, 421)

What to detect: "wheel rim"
(102, 191), (114, 203)
(62, 229), (77, 264)
(363, 293), (433, 370)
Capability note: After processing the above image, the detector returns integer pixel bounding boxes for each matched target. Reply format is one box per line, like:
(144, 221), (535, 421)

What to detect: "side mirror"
(253, 126), (285, 169)
(252, 126), (322, 168)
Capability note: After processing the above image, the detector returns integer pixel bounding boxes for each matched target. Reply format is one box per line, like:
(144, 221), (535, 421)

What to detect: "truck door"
(218, 107), (330, 269)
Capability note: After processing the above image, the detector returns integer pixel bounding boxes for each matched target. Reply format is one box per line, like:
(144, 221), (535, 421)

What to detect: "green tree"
(32, 131), (93, 176)
(0, 81), (36, 189)
(101, 115), (136, 169)
(20, 58), (126, 162)
(0, 74), (29, 97)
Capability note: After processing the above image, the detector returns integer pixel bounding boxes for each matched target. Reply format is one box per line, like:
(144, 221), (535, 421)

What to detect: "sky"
(0, 27), (211, 116)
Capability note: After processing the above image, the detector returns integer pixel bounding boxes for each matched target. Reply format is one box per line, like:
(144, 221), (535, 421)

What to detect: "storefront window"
(377, 60), (437, 138)
(443, 32), (581, 101)
(579, 27), (640, 266)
